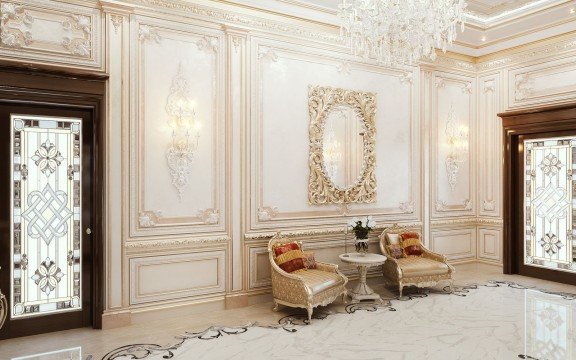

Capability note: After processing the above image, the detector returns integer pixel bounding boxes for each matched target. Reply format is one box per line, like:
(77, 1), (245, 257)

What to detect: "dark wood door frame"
(500, 102), (576, 285)
(0, 64), (107, 331)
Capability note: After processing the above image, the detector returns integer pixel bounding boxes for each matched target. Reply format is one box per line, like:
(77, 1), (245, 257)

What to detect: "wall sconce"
(444, 103), (468, 191)
(165, 63), (201, 201)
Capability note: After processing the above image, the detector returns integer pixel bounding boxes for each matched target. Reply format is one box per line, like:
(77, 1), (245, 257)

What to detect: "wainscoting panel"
(508, 56), (576, 109)
(431, 71), (476, 219)
(430, 228), (477, 261)
(130, 251), (226, 304)
(129, 16), (227, 237)
(477, 227), (502, 263)
(0, 0), (102, 69)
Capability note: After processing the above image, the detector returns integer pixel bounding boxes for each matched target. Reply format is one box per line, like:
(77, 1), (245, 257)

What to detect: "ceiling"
(221, 0), (576, 57)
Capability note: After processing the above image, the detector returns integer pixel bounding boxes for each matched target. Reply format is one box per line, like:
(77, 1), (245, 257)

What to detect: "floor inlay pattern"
(99, 281), (576, 360)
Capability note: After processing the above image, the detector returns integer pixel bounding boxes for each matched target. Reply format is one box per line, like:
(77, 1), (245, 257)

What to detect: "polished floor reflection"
(2, 263), (576, 359)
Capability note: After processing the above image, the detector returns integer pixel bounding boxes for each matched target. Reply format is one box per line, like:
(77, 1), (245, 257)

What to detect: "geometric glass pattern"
(11, 115), (82, 318)
(524, 137), (576, 273)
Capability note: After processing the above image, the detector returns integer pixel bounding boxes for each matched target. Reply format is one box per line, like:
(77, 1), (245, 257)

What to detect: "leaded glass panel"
(10, 115), (82, 318)
(524, 137), (576, 273)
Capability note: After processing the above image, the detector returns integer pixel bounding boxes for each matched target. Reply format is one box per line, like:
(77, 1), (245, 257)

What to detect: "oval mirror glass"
(322, 105), (365, 189)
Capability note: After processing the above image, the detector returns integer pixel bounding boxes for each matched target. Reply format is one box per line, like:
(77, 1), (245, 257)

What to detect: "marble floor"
(1, 262), (576, 359)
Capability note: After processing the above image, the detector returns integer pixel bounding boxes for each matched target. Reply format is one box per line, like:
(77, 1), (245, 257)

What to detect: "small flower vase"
(355, 238), (369, 255)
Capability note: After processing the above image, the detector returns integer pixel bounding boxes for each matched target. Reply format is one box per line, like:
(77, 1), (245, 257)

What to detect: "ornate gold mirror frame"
(308, 85), (377, 204)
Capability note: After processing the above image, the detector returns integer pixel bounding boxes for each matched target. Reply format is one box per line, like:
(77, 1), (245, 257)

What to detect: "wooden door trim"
(499, 102), (576, 284)
(0, 64), (107, 331)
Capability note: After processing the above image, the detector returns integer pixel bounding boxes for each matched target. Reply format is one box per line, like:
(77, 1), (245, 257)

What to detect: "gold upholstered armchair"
(379, 224), (454, 298)
(268, 232), (348, 322)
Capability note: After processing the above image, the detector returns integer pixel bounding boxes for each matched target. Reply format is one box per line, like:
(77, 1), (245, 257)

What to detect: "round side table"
(339, 253), (386, 303)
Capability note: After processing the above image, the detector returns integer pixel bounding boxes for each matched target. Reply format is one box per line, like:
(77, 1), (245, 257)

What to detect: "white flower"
(367, 219), (376, 228)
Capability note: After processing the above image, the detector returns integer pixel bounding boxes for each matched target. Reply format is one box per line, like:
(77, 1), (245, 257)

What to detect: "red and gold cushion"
(273, 242), (306, 273)
(386, 244), (404, 259)
(302, 251), (317, 269)
(401, 236), (423, 257)
(400, 232), (420, 241)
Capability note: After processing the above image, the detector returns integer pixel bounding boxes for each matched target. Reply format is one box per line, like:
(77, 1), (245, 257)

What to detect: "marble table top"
(339, 252), (387, 265)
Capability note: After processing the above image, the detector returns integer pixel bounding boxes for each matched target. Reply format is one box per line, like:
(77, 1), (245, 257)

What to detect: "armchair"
(268, 232), (348, 322)
(379, 224), (454, 297)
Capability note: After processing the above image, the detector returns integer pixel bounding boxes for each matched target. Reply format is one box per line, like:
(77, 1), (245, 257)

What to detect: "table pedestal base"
(347, 264), (383, 304)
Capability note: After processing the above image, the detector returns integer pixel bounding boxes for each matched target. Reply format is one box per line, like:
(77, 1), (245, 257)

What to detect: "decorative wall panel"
(431, 72), (476, 218)
(524, 137), (576, 273)
(129, 251), (225, 304)
(430, 228), (476, 261)
(250, 37), (420, 231)
(0, 0), (102, 69)
(478, 74), (502, 217)
(129, 17), (226, 237)
(10, 115), (82, 318)
(478, 227), (501, 262)
(508, 56), (576, 109)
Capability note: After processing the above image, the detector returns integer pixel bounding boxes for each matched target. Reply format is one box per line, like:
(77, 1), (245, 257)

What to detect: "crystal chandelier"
(338, 0), (468, 65)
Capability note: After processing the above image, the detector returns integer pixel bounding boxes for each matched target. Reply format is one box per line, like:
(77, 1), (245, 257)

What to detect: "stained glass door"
(0, 104), (93, 339)
(524, 137), (576, 273)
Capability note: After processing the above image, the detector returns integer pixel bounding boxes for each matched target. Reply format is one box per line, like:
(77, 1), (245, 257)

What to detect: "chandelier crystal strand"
(338, 0), (468, 66)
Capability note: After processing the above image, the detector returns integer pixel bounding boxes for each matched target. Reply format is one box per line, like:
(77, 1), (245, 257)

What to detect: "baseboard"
(102, 310), (131, 329)
(225, 293), (249, 309)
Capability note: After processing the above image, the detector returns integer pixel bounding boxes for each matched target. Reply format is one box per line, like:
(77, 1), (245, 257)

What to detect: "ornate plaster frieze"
(197, 209), (220, 224)
(431, 218), (477, 226)
(477, 38), (576, 72)
(477, 218), (504, 226)
(435, 78), (446, 89)
(130, 0), (343, 45)
(138, 210), (163, 228)
(125, 235), (230, 249)
(231, 36), (241, 52)
(427, 55), (476, 72)
(257, 206), (279, 221)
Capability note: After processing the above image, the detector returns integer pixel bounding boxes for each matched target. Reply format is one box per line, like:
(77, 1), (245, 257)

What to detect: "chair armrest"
(316, 261), (338, 273)
(421, 247), (448, 263)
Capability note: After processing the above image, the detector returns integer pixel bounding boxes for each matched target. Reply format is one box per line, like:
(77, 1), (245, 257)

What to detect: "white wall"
(1, 0), (575, 325)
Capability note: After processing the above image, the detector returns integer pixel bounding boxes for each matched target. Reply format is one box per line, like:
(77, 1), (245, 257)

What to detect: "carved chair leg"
(272, 300), (279, 312)
(342, 290), (348, 304)
(449, 279), (454, 293)
(306, 306), (313, 323)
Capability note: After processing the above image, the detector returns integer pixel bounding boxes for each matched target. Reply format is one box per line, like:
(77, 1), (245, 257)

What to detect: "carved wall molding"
(337, 61), (351, 75)
(435, 199), (472, 212)
(244, 222), (423, 241)
(197, 209), (220, 224)
(399, 201), (415, 213)
(138, 210), (163, 228)
(196, 35), (219, 53)
(0, 0), (101, 68)
(138, 24), (161, 43)
(483, 200), (496, 211)
(258, 46), (278, 62)
(308, 85), (377, 205)
(477, 218), (504, 226)
(399, 72), (413, 85)
(430, 218), (477, 227)
(257, 206), (279, 221)
(514, 73), (534, 101)
(110, 14), (123, 34)
(125, 236), (230, 249)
